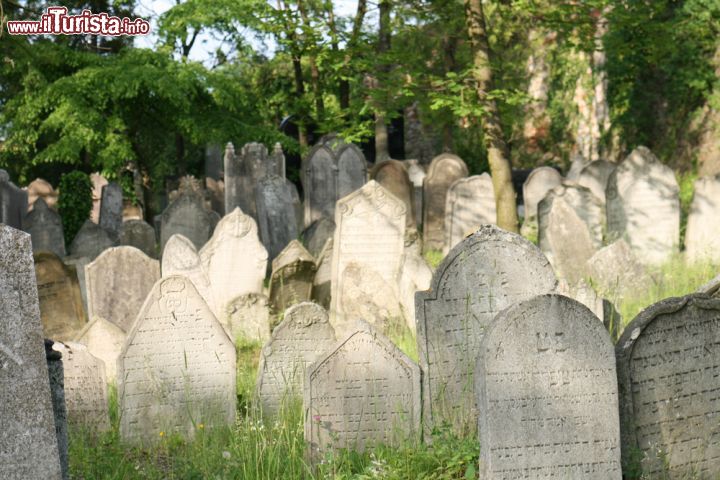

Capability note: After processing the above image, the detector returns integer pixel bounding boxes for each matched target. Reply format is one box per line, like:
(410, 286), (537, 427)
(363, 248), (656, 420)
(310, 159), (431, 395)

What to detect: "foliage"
(423, 249), (445, 270)
(57, 171), (92, 246)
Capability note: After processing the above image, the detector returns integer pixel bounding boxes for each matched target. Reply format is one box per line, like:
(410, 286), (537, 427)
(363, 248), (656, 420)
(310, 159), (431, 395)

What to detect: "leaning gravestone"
(371, 159), (416, 230)
(477, 294), (621, 479)
(617, 294), (720, 477)
(303, 144), (337, 228)
(304, 321), (420, 461)
(256, 302), (335, 418)
(99, 182), (123, 241)
(520, 166), (562, 237)
(34, 252), (86, 342)
(162, 233), (216, 314)
(443, 173), (496, 253)
(86, 246), (160, 332)
(118, 276), (236, 444)
(302, 217), (335, 258)
(68, 220), (115, 261)
(606, 146), (680, 265)
(0, 225), (63, 479)
(268, 240), (316, 313)
(416, 225), (556, 435)
(330, 181), (406, 332)
(336, 143), (368, 199)
(685, 174), (720, 263)
(223, 293), (271, 342)
(74, 317), (126, 384)
(422, 153), (468, 252)
(160, 192), (213, 253)
(24, 198), (66, 257)
(577, 159), (616, 205)
(256, 175), (301, 262)
(119, 219), (157, 258)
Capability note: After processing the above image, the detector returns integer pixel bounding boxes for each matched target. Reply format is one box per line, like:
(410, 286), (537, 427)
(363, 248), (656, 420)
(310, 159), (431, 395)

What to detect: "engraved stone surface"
(371, 159), (416, 230)
(256, 302), (335, 418)
(269, 240), (316, 313)
(69, 220), (115, 261)
(422, 153), (468, 252)
(606, 146), (680, 265)
(304, 322), (421, 460)
(90, 173), (108, 224)
(477, 294), (621, 479)
(256, 175), (301, 262)
(160, 192), (213, 253)
(416, 225), (556, 435)
(162, 233), (216, 315)
(75, 317), (126, 384)
(99, 182), (123, 241)
(330, 181), (406, 331)
(0, 225), (63, 479)
(118, 276), (236, 444)
(120, 219), (157, 258)
(311, 239), (333, 309)
(577, 159), (616, 205)
(303, 144), (338, 228)
(302, 217), (336, 258)
(86, 246), (160, 332)
(685, 174), (720, 263)
(616, 294), (720, 477)
(24, 198), (66, 257)
(27, 178), (58, 212)
(520, 166), (562, 237)
(238, 142), (285, 219)
(444, 173), (496, 254)
(223, 293), (271, 342)
(200, 208), (268, 316)
(34, 252), (86, 342)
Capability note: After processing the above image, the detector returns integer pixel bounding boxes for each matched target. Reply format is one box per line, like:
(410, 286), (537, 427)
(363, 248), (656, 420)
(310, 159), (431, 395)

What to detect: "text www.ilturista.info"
(7, 7), (150, 36)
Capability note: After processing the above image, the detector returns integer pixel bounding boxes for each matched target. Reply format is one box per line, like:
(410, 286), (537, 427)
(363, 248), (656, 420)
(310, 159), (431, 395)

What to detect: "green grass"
(423, 249), (444, 270)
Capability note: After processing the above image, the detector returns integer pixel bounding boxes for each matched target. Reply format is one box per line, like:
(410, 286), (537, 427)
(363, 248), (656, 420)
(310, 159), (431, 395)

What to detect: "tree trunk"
(464, 0), (519, 233)
(374, 0), (392, 162)
(339, 0), (368, 111)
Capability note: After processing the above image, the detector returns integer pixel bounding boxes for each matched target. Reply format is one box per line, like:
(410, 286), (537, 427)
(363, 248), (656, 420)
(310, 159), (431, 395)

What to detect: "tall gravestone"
(24, 198), (66, 257)
(0, 170), (28, 230)
(268, 240), (316, 313)
(617, 294), (720, 477)
(86, 246), (160, 332)
(99, 182), (123, 241)
(578, 159), (616, 205)
(160, 192), (213, 253)
(118, 276), (236, 444)
(606, 146), (680, 265)
(520, 166), (562, 237)
(422, 153), (468, 252)
(162, 233), (216, 314)
(256, 302), (335, 418)
(204, 143), (223, 181)
(69, 220), (115, 261)
(303, 144), (338, 228)
(74, 317), (126, 384)
(45, 341), (68, 480)
(330, 181), (406, 332)
(416, 225), (556, 435)
(0, 225), (63, 479)
(223, 142), (241, 214)
(34, 252), (86, 342)
(685, 174), (720, 263)
(304, 322), (421, 461)
(336, 144), (368, 199)
(477, 294), (621, 479)
(371, 159), (416, 230)
(256, 175), (301, 262)
(120, 219), (157, 258)
(443, 173), (496, 254)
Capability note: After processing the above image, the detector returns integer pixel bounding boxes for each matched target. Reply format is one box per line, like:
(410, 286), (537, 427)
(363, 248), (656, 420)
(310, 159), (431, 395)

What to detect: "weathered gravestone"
(204, 143), (223, 181)
(243, 142), (287, 219)
(256, 175), (301, 263)
(697, 273), (720, 298)
(520, 166), (562, 237)
(256, 302), (335, 418)
(62, 256), (90, 313)
(311, 239), (332, 309)
(685, 174), (720, 263)
(205, 177), (225, 216)
(416, 225), (556, 435)
(587, 240), (653, 304)
(404, 159), (426, 229)
(577, 159), (616, 205)
(200, 208), (267, 317)
(0, 170), (29, 230)
(89, 173), (108, 224)
(304, 321), (421, 461)
(86, 246), (160, 332)
(0, 225), (63, 479)
(75, 317), (126, 384)
(617, 294), (720, 477)
(223, 293), (271, 342)
(269, 240), (316, 313)
(477, 294), (621, 479)
(303, 144), (338, 228)
(34, 252), (86, 342)
(336, 143), (367, 199)
(27, 178), (58, 212)
(330, 181), (406, 333)
(68, 220), (115, 261)
(120, 219), (157, 258)
(556, 279), (621, 338)
(162, 233), (216, 314)
(606, 146), (680, 265)
(45, 341), (68, 480)
(422, 153), (468, 253)
(398, 243), (433, 333)
(24, 198), (66, 257)
(53, 342), (109, 431)
(371, 159), (416, 231)
(566, 153), (588, 181)
(538, 184), (603, 284)
(160, 192), (214, 253)
(118, 276), (236, 444)
(99, 182), (123, 241)
(443, 173), (496, 254)
(223, 142), (242, 214)
(302, 217), (336, 258)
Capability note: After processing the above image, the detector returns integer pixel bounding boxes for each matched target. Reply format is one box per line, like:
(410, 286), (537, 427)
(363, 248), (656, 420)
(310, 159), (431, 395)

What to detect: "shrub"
(58, 171), (93, 246)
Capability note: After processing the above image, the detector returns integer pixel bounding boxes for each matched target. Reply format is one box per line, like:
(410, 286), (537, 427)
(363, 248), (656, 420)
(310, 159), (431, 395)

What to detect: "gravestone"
(74, 317), (126, 384)
(24, 198), (66, 257)
(54, 342), (109, 430)
(268, 240), (316, 313)
(120, 219), (157, 258)
(118, 276), (236, 444)
(336, 143), (368, 199)
(223, 293), (271, 342)
(685, 174), (720, 263)
(270, 142), (286, 179)
(422, 153), (468, 252)
(62, 256), (90, 313)
(162, 233), (216, 314)
(578, 159), (616, 205)
(606, 146), (680, 265)
(587, 239), (652, 302)
(404, 159), (426, 229)
(304, 322), (421, 461)
(99, 182), (123, 241)
(200, 208), (268, 317)
(89, 173), (108, 224)
(302, 217), (335, 258)
(566, 153), (588, 181)
(311, 239), (333, 309)
(477, 294), (621, 479)
(0, 171), (28, 230)
(256, 302), (335, 417)
(27, 178), (58, 211)
(45, 341), (68, 480)
(256, 175), (301, 262)
(205, 177), (225, 216)
(416, 225), (556, 435)
(697, 274), (720, 297)
(34, 252), (86, 342)
(520, 166), (562, 237)
(68, 220), (115, 261)
(443, 173), (496, 254)
(122, 201), (143, 221)
(617, 294), (720, 477)
(223, 142), (242, 214)
(0, 225), (63, 479)
(330, 181), (406, 332)
(398, 243), (433, 333)
(204, 143), (223, 180)
(160, 191), (213, 253)
(303, 144), (337, 228)
(371, 159), (416, 230)
(86, 246), (160, 332)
